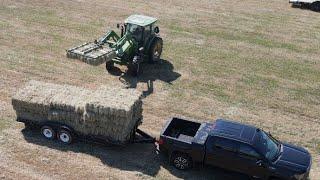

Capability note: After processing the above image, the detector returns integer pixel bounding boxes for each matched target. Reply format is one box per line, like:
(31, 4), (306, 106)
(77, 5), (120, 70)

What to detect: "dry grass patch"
(0, 0), (320, 179)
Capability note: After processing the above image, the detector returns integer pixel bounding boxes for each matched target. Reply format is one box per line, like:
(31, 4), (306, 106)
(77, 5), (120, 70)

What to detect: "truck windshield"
(256, 131), (280, 161)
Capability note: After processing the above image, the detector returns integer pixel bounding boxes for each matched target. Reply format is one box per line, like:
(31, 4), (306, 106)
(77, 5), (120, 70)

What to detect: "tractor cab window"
(144, 24), (152, 44)
(126, 24), (143, 41)
(144, 25), (152, 35)
(151, 23), (158, 34)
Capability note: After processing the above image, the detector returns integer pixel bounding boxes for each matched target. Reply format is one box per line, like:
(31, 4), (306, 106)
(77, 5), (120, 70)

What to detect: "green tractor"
(67, 14), (163, 76)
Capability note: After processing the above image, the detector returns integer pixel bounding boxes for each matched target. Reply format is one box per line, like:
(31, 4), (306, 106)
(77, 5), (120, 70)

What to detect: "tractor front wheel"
(129, 63), (141, 77)
(106, 61), (114, 72)
(149, 38), (163, 63)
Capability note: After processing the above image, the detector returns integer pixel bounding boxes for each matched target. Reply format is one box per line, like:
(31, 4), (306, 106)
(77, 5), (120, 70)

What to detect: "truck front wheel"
(171, 153), (192, 170)
(41, 126), (56, 140)
(58, 129), (73, 144)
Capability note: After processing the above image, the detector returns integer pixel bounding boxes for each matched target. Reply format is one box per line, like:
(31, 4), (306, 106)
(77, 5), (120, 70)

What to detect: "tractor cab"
(123, 15), (159, 48)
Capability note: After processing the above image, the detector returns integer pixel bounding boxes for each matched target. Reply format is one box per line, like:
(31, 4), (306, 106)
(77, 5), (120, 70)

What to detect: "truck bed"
(162, 117), (201, 143)
(159, 117), (214, 164)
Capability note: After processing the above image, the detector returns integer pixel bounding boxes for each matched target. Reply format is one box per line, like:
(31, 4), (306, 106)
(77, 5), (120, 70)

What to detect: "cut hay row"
(12, 80), (142, 143)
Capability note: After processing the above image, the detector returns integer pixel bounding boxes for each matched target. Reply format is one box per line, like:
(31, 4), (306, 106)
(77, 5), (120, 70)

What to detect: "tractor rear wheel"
(149, 37), (163, 63)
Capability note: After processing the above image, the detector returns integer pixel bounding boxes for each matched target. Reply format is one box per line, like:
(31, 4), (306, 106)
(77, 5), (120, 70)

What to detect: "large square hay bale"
(12, 80), (143, 144)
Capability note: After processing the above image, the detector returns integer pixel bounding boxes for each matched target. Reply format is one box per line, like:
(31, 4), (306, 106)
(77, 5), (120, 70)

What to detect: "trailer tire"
(149, 37), (163, 63)
(41, 126), (56, 140)
(58, 129), (73, 144)
(106, 61), (114, 72)
(171, 153), (192, 170)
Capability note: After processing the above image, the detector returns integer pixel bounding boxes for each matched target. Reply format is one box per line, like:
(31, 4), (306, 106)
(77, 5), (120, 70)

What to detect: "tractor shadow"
(291, 3), (320, 12)
(21, 127), (249, 180)
(110, 59), (181, 97)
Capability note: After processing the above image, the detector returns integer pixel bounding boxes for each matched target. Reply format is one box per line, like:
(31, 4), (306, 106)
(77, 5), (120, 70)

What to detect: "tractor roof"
(125, 15), (157, 27)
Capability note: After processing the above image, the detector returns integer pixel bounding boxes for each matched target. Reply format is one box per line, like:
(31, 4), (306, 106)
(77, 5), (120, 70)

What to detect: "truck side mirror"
(116, 23), (120, 28)
(154, 26), (159, 34)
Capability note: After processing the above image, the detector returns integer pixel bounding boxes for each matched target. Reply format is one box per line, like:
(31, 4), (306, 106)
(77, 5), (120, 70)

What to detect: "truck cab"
(158, 117), (312, 180)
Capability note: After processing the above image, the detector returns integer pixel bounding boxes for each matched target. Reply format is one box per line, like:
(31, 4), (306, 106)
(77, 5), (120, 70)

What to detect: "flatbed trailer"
(18, 117), (155, 145)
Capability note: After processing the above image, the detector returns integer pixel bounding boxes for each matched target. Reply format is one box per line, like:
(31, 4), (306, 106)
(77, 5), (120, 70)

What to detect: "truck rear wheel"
(171, 153), (192, 170)
(58, 129), (73, 144)
(41, 126), (56, 140)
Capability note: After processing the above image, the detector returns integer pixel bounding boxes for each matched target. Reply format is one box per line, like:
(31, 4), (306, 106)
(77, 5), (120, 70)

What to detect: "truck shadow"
(21, 127), (249, 180)
(112, 59), (181, 97)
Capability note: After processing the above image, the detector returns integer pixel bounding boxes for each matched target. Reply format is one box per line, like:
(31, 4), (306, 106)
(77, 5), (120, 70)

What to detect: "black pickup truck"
(158, 117), (312, 180)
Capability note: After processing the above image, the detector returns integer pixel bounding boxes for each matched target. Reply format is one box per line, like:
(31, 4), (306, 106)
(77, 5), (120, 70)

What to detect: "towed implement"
(67, 14), (163, 76)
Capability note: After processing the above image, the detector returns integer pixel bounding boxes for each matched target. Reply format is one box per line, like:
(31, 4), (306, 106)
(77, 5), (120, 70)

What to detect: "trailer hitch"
(133, 129), (156, 144)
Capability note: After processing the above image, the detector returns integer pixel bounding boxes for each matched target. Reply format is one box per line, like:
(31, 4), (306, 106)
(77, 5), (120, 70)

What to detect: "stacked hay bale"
(47, 84), (92, 133)
(85, 86), (143, 142)
(12, 80), (60, 122)
(12, 80), (142, 144)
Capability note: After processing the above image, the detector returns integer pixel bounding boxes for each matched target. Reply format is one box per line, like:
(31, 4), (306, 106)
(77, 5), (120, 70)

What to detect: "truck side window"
(239, 144), (261, 159)
(214, 138), (237, 152)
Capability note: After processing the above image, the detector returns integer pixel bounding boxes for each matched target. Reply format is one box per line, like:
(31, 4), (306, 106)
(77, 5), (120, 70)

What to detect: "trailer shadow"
(111, 59), (181, 97)
(21, 127), (249, 179)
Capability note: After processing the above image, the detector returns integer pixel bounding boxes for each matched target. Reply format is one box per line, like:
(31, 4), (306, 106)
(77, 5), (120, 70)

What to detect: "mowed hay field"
(0, 0), (320, 179)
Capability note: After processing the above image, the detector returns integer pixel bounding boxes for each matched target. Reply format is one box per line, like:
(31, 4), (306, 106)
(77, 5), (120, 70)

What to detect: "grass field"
(0, 0), (320, 179)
